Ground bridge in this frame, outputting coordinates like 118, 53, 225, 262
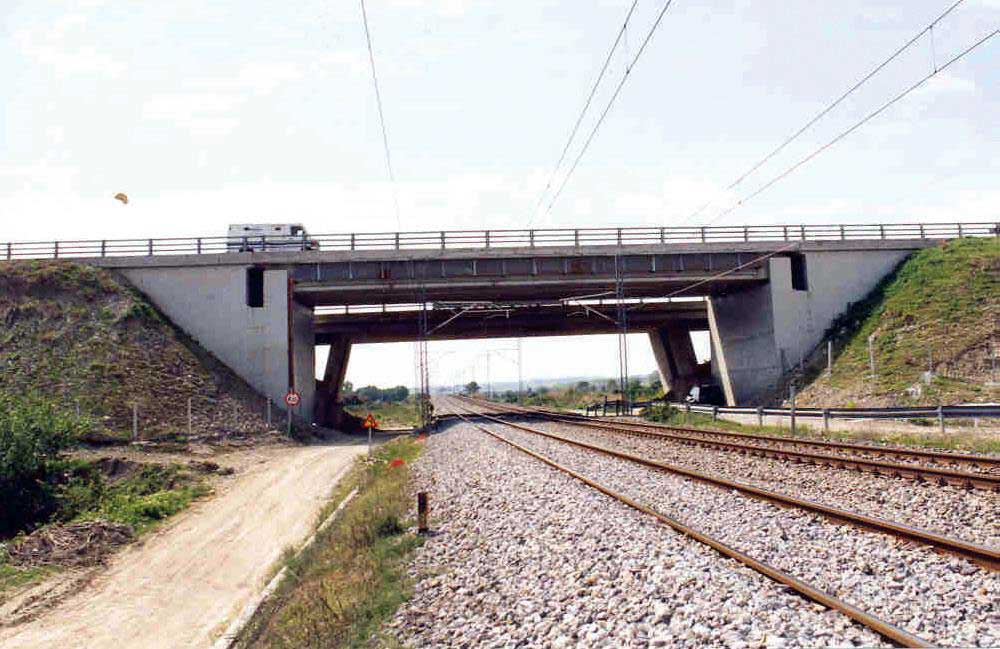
3, 221, 995, 425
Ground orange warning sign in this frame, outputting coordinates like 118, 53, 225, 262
363, 414, 378, 429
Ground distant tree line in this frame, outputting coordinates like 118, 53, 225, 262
341, 381, 409, 405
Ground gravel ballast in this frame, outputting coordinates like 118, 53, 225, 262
483, 421, 999, 647
387, 422, 889, 648
533, 420, 1000, 548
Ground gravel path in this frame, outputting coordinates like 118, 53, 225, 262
387, 422, 888, 648
483, 421, 999, 648
533, 420, 1000, 548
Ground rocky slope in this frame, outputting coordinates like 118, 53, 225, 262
0, 261, 274, 441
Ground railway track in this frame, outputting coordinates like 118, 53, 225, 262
458, 397, 1000, 490
444, 401, 932, 648
446, 400, 999, 570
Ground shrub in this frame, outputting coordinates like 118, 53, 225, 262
0, 396, 90, 537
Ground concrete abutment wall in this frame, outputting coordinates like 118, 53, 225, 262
707, 249, 910, 405
120, 265, 316, 421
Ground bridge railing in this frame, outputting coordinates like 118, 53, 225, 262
2, 221, 997, 260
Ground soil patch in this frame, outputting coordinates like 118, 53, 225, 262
9, 522, 133, 568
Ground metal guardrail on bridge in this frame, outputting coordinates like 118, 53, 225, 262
2, 221, 998, 260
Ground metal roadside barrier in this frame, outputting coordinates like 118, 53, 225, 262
587, 398, 1000, 422
1, 221, 998, 260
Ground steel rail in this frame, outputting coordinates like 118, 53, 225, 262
471, 399, 1000, 487
448, 405, 932, 648
449, 403, 1000, 570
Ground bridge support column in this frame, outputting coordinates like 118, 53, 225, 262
315, 335, 352, 428
648, 325, 699, 400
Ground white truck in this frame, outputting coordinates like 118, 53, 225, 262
226, 224, 319, 252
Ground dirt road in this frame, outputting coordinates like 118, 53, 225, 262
0, 442, 364, 649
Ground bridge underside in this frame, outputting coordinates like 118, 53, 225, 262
314, 301, 708, 344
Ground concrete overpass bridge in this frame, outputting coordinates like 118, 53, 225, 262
3, 222, 994, 425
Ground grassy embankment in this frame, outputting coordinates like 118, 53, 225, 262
0, 261, 270, 442
0, 395, 210, 600
797, 238, 999, 407
344, 399, 420, 429
238, 436, 424, 648
642, 404, 1000, 454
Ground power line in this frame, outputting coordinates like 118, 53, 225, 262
686, 0, 968, 223
540, 0, 676, 221
527, 0, 640, 226
707, 26, 998, 224
360, 0, 401, 230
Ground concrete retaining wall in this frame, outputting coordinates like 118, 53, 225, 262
120, 265, 315, 419
708, 249, 910, 405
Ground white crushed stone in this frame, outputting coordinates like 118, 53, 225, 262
485, 421, 999, 648
535, 420, 1000, 548
386, 422, 888, 648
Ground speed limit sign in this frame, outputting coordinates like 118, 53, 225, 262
284, 391, 301, 407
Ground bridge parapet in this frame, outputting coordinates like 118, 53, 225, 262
2, 221, 995, 261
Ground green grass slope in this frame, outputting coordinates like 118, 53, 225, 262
0, 261, 272, 440
797, 237, 999, 407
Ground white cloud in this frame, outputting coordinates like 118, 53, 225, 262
13, 11, 127, 79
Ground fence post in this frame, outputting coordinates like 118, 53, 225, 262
823, 408, 830, 434
187, 398, 193, 437
417, 492, 429, 533
440, 231, 446, 250
937, 405, 944, 434
685, 402, 691, 424
350, 233, 356, 251
660, 227, 666, 244
6, 242, 11, 260
196, 238, 202, 254
616, 228, 623, 246
789, 385, 797, 436
712, 406, 718, 422
700, 227, 706, 243
839, 224, 845, 240
879, 224, 885, 239
575, 229, 581, 247
484, 230, 490, 249
267, 398, 272, 426
54, 241, 59, 259
100, 240, 107, 257
756, 405, 763, 428
132, 404, 138, 441
743, 226, 749, 242
919, 223, 925, 239
827, 340, 833, 376
957, 223, 964, 238
148, 239, 154, 255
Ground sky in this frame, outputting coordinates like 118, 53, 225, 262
2, 0, 998, 388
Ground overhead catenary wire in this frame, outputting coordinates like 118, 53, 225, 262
527, 0, 640, 226
685, 0, 968, 223
540, 0, 677, 220
360, 0, 401, 230
706, 26, 998, 224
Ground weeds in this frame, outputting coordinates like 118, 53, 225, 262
239, 437, 424, 649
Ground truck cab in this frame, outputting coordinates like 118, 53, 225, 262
226, 224, 319, 252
